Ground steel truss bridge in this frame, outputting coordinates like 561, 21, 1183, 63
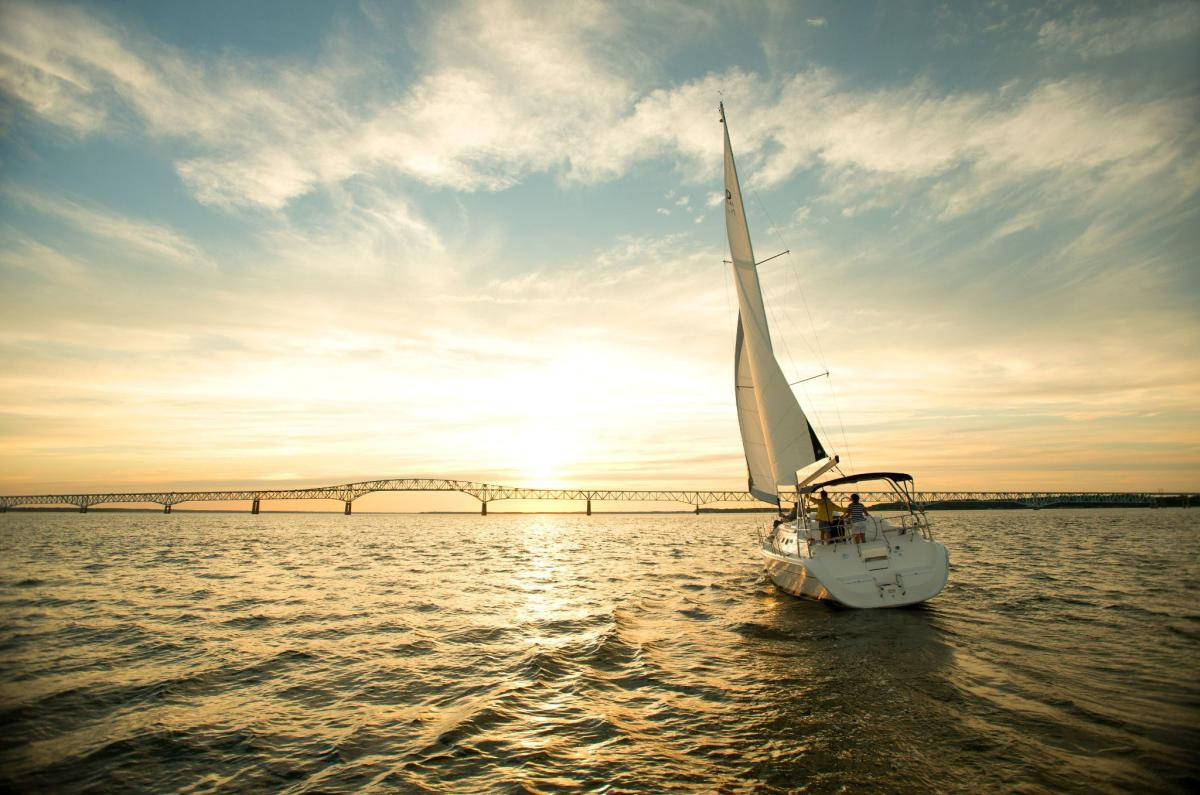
0, 478, 1192, 514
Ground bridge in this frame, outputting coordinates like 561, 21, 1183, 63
0, 478, 1192, 514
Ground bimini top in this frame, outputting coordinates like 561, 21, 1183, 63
801, 472, 913, 493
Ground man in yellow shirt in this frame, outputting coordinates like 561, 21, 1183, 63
806, 489, 842, 542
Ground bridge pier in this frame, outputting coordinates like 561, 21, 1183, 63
481, 500, 488, 516
344, 501, 352, 515
163, 504, 171, 514
251, 497, 260, 514
79, 503, 88, 513
694, 503, 700, 514
586, 498, 591, 516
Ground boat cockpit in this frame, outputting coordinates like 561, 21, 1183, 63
787, 472, 934, 549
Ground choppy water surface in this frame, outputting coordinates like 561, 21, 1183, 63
1, 509, 1197, 792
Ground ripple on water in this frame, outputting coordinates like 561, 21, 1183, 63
0, 509, 1197, 792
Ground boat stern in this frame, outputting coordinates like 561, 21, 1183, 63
818, 536, 949, 608
763, 525, 949, 608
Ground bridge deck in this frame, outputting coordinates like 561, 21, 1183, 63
0, 478, 1192, 512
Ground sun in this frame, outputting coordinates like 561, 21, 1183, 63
509, 422, 583, 487
473, 348, 626, 488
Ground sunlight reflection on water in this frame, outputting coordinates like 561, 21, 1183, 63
0, 509, 1197, 792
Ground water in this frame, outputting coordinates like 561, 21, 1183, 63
1, 509, 1197, 793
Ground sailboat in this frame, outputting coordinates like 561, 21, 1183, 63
720, 103, 949, 608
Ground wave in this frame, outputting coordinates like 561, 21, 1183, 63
1, 510, 1197, 793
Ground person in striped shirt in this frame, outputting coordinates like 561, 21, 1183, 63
844, 493, 869, 527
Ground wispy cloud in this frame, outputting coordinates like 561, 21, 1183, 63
2, 184, 212, 271
1037, 2, 1200, 58
0, 230, 87, 284
2, 0, 1194, 229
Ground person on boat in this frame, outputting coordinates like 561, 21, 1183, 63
807, 490, 841, 542
844, 494, 869, 540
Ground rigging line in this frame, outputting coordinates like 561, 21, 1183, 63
749, 195, 832, 449
759, 274, 837, 453
754, 268, 815, 408
723, 249, 788, 266
748, 204, 854, 473
760, 277, 838, 453
797, 379, 836, 460
748, 196, 825, 387
789, 371, 830, 386
808, 372, 853, 476
791, 370, 837, 451
756, 253, 823, 366
758, 266, 818, 394
826, 370, 854, 474
720, 252, 734, 343
756, 249, 790, 266
750, 188, 854, 472
750, 190, 828, 373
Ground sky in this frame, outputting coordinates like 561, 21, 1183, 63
1, 0, 1198, 511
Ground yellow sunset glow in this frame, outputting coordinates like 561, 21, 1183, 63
0, 1, 1197, 504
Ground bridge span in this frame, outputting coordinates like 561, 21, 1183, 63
0, 479, 1192, 514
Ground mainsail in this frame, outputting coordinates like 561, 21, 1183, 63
722, 103, 827, 503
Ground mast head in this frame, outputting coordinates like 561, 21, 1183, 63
718, 100, 725, 124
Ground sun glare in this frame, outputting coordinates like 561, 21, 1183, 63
477, 353, 616, 487
510, 423, 583, 487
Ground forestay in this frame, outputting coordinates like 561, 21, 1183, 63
722, 104, 826, 504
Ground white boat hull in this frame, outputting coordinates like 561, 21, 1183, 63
762, 519, 949, 608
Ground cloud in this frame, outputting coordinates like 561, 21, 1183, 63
1037, 2, 1200, 58
753, 72, 1196, 216
2, 0, 1195, 230
806, 17, 827, 28
253, 182, 447, 284
0, 2, 121, 135
0, 230, 88, 284
0, 1, 652, 207
0, 2, 728, 204
1, 184, 212, 271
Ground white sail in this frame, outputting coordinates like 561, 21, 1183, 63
735, 317, 776, 502
722, 104, 826, 503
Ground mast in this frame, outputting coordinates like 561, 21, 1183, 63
721, 103, 828, 504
